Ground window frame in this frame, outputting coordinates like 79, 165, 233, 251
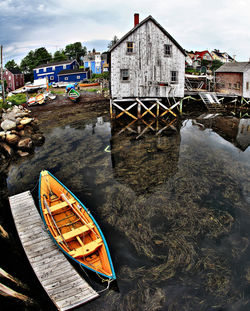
164, 44, 172, 57
120, 69, 130, 82
170, 71, 178, 84
126, 41, 134, 54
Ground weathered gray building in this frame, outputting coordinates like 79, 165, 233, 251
109, 14, 186, 100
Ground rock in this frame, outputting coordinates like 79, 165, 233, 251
1, 119, 16, 131
0, 142, 14, 157
31, 134, 45, 146
0, 131, 6, 140
6, 133, 19, 145
20, 118, 33, 125
16, 124, 24, 131
11, 130, 19, 135
17, 150, 30, 157
18, 138, 33, 150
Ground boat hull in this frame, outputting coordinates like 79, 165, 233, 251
39, 170, 116, 280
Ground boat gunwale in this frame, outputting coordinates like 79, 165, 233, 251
39, 170, 116, 280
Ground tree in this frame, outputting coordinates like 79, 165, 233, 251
53, 49, 67, 61
20, 47, 52, 82
211, 60, 223, 72
5, 60, 19, 71
64, 42, 87, 63
107, 36, 119, 49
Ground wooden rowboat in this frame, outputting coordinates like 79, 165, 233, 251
67, 89, 80, 102
39, 170, 116, 280
79, 82, 100, 87
35, 93, 45, 105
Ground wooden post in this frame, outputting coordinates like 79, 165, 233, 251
0, 45, 5, 105
110, 99, 114, 119
137, 101, 141, 118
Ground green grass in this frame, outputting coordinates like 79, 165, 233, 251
83, 88, 99, 92
0, 94, 27, 109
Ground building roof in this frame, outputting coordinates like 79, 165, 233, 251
34, 59, 77, 69
216, 62, 250, 73
109, 15, 186, 56
57, 68, 89, 75
194, 50, 212, 59
6, 68, 22, 75
212, 50, 234, 61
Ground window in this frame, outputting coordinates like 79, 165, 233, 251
120, 69, 129, 81
127, 42, 134, 53
228, 83, 232, 89
77, 76, 80, 79
36, 69, 39, 73
52, 66, 55, 70
63, 65, 66, 69
247, 82, 249, 90
50, 76, 54, 80
64, 77, 68, 81
43, 68, 46, 72
237, 82, 240, 89
164, 44, 172, 57
171, 71, 178, 83
9, 76, 11, 80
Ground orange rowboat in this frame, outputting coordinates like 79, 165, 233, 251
39, 170, 116, 280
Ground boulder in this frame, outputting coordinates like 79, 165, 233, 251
31, 134, 45, 146
0, 131, 6, 141
17, 150, 30, 157
0, 142, 14, 157
6, 133, 19, 145
18, 138, 33, 150
1, 119, 16, 131
20, 118, 33, 125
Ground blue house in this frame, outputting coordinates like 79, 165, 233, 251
33, 59, 79, 83
83, 53, 106, 74
58, 68, 90, 82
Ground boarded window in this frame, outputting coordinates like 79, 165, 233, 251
127, 42, 134, 53
247, 82, 249, 90
164, 44, 172, 57
121, 69, 129, 81
228, 83, 231, 89
171, 71, 178, 83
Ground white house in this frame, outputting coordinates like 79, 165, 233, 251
109, 14, 186, 99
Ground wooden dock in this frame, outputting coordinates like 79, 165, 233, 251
9, 191, 99, 311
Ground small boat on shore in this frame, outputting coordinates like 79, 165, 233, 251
67, 89, 80, 102
39, 170, 116, 281
79, 82, 100, 87
35, 94, 46, 105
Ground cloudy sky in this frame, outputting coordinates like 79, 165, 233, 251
0, 0, 250, 65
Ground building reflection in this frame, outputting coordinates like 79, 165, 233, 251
195, 115, 250, 151
110, 118, 181, 195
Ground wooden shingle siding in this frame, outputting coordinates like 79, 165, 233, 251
110, 18, 185, 99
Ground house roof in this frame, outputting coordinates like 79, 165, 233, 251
109, 15, 186, 56
57, 68, 89, 75
6, 68, 22, 75
34, 59, 77, 69
216, 62, 250, 73
194, 50, 212, 59
212, 50, 234, 61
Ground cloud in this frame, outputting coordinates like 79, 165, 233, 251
1, 0, 250, 64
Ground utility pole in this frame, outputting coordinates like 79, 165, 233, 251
0, 45, 6, 105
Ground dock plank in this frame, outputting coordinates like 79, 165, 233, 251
9, 191, 99, 310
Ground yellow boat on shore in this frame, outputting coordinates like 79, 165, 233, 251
39, 170, 116, 280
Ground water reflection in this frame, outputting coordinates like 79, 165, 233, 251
195, 115, 250, 151
110, 119, 181, 195
2, 113, 250, 311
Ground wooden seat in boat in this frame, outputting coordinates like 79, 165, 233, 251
69, 238, 103, 258
55, 223, 95, 243
44, 198, 76, 214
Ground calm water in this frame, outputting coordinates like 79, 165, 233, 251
1, 114, 250, 311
